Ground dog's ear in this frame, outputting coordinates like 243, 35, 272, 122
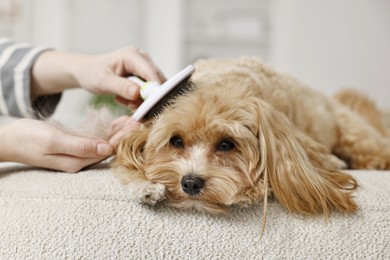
251, 99, 357, 217
112, 128, 150, 184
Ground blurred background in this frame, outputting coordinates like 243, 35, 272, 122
1, 0, 389, 122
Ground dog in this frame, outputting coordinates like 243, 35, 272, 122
112, 57, 390, 218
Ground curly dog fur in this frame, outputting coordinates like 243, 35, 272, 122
112, 57, 389, 219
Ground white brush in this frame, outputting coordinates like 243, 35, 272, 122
128, 65, 195, 121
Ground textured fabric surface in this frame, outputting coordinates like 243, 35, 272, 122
0, 164, 389, 259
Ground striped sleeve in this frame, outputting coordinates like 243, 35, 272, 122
0, 38, 62, 118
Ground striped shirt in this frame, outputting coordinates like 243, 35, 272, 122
0, 38, 61, 118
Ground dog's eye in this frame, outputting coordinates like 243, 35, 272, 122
170, 135, 184, 148
216, 139, 235, 152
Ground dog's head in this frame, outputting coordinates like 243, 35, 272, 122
114, 76, 264, 213
113, 63, 357, 216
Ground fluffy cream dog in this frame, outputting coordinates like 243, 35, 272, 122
112, 57, 390, 218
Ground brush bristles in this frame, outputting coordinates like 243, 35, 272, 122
144, 77, 195, 120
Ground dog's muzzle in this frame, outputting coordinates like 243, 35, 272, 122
181, 175, 205, 195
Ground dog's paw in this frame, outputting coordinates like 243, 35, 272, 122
329, 154, 348, 169
134, 182, 166, 205
350, 154, 389, 170
316, 153, 347, 170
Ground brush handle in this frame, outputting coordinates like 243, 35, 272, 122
131, 65, 195, 121
128, 76, 161, 100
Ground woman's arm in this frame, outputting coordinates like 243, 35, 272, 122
0, 38, 56, 118
0, 118, 113, 172
0, 39, 165, 172
30, 47, 166, 108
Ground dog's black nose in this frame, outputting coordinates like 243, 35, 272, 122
181, 175, 205, 195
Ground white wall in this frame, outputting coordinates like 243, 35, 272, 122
270, 0, 390, 109
143, 0, 184, 77
28, 0, 68, 48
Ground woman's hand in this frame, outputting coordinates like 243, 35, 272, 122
0, 118, 113, 172
108, 116, 141, 146
75, 47, 166, 109
31, 46, 166, 110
